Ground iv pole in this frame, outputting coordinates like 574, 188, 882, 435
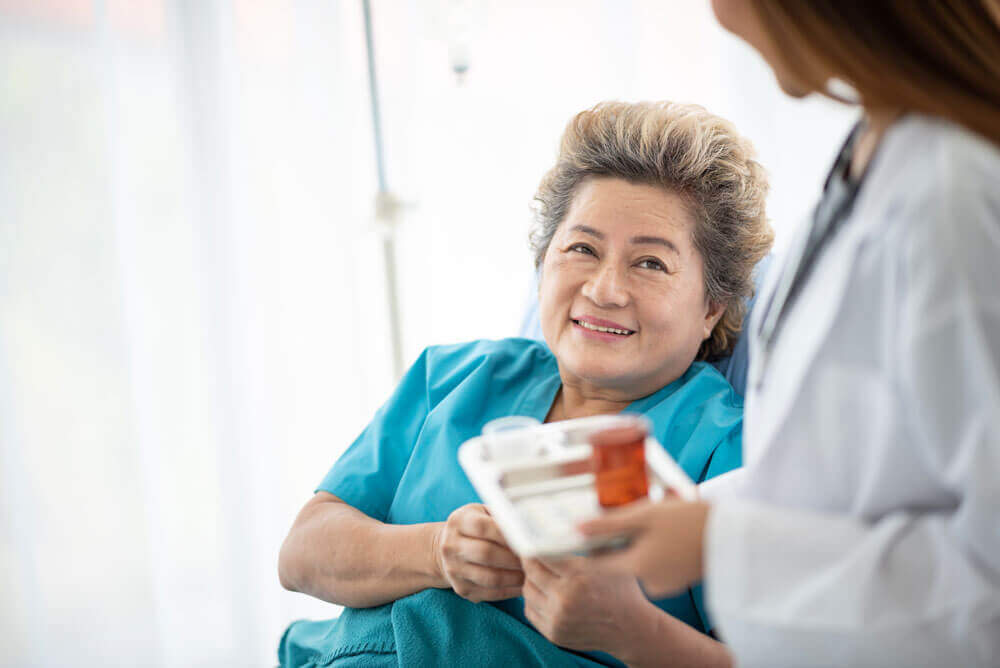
362, 0, 404, 380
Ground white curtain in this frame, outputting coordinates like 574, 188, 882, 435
0, 1, 854, 666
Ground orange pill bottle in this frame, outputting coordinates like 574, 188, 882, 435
590, 420, 649, 508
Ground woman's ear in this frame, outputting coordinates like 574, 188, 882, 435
703, 300, 725, 340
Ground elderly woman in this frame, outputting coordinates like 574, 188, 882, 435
277, 101, 772, 667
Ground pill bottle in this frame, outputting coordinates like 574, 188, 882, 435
589, 417, 649, 507
481, 415, 541, 460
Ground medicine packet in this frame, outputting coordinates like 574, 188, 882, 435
458, 414, 696, 558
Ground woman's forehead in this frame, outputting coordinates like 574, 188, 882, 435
561, 178, 695, 241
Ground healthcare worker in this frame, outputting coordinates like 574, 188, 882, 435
580, 2, 1000, 666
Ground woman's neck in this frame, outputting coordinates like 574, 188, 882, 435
546, 382, 636, 422
850, 107, 903, 181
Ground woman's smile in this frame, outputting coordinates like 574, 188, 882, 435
571, 315, 636, 341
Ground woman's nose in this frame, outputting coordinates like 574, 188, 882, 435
581, 263, 629, 308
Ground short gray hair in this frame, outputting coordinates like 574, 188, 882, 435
529, 101, 773, 360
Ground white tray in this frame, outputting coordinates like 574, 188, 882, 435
458, 415, 697, 558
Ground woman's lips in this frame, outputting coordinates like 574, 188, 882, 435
572, 317, 636, 341
572, 316, 635, 334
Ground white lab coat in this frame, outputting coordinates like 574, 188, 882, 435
702, 115, 1000, 667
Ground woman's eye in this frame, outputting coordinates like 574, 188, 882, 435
568, 243, 596, 256
637, 258, 667, 272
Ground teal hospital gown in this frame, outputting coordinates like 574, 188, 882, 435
279, 338, 743, 667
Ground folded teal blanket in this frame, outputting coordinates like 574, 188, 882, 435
279, 589, 608, 667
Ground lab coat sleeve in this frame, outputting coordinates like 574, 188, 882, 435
696, 467, 746, 501
704, 157, 1000, 667
705, 500, 1000, 667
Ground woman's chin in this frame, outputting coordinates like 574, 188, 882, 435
560, 361, 637, 389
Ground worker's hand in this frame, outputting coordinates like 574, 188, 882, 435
578, 499, 709, 598
433, 503, 524, 602
522, 556, 653, 657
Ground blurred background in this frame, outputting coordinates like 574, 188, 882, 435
0, 1, 854, 665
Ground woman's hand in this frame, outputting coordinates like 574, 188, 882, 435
434, 503, 525, 602
522, 556, 655, 659
578, 499, 710, 598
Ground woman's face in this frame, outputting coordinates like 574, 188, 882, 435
538, 177, 722, 398
711, 0, 811, 98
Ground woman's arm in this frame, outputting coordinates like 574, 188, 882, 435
617, 602, 732, 668
522, 557, 731, 668
278, 492, 444, 608
279, 492, 524, 608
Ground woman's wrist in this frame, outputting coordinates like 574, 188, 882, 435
606, 597, 664, 666
425, 521, 449, 588
683, 501, 710, 584
368, 520, 449, 593
613, 601, 731, 668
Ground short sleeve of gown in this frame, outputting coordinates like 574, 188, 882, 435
316, 349, 430, 521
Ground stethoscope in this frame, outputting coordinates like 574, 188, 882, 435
754, 121, 866, 389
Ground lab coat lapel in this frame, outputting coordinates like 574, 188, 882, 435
745, 214, 867, 464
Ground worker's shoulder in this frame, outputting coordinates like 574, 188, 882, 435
868, 114, 1000, 214
858, 116, 1000, 304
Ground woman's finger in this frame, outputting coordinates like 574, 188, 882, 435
578, 543, 639, 574
487, 584, 525, 601
577, 499, 657, 536
535, 555, 582, 576
455, 580, 524, 603
457, 506, 511, 546
521, 579, 551, 620
522, 558, 559, 588
522, 596, 547, 629
455, 562, 525, 589
458, 537, 523, 570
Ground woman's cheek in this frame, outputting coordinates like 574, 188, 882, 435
547, 254, 574, 271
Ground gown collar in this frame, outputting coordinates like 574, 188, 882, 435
513, 347, 698, 422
